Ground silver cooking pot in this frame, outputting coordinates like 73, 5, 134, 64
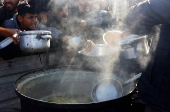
19, 30, 52, 52
115, 35, 150, 59
78, 44, 120, 57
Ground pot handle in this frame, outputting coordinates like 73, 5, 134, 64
0, 37, 13, 49
40, 35, 52, 39
123, 73, 142, 85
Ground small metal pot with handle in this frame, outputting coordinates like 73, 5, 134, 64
115, 35, 150, 59
19, 30, 52, 52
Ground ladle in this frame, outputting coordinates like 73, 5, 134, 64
92, 73, 142, 102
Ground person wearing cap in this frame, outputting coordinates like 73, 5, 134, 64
2, 1, 64, 49
3, 1, 94, 59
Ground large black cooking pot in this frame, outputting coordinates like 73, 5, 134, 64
15, 66, 136, 112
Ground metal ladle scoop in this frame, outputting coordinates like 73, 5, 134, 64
92, 73, 142, 102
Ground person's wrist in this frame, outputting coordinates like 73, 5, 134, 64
6, 29, 13, 37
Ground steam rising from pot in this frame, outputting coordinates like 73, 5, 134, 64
35, 0, 160, 103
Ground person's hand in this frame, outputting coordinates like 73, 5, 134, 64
38, 12, 48, 24
6, 29, 21, 37
12, 31, 21, 45
85, 40, 95, 52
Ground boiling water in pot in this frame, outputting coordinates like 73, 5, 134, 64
40, 93, 94, 104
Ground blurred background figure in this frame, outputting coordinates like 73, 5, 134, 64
46, 0, 69, 33
91, 0, 101, 11
76, 0, 93, 16
27, 0, 50, 24
0, 0, 3, 6
91, 4, 100, 12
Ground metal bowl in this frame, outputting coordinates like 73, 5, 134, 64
103, 30, 122, 46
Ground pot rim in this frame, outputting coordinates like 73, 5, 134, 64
18, 30, 51, 36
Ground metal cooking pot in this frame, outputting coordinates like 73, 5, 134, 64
103, 31, 150, 59
78, 44, 120, 57
15, 67, 136, 112
78, 44, 121, 71
115, 35, 150, 59
18, 30, 52, 52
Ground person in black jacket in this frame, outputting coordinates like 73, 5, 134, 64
0, 0, 21, 40
0, 0, 22, 60
124, 0, 170, 112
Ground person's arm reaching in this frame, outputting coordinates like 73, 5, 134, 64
0, 27, 20, 37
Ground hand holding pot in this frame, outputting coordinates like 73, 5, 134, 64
85, 40, 95, 53
12, 31, 21, 45
4, 29, 21, 38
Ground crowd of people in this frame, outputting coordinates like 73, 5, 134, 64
1, 0, 170, 112
0, 0, 107, 60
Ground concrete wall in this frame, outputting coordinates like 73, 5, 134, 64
0, 49, 66, 109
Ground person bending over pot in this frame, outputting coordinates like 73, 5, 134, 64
105, 0, 170, 112
2, 1, 94, 58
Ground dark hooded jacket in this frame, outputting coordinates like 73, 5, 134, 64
125, 0, 170, 111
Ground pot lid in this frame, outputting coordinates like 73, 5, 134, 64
115, 34, 146, 45
18, 30, 51, 36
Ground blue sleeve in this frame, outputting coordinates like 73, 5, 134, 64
2, 20, 16, 29
125, 0, 170, 34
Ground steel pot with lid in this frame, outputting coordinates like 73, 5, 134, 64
19, 30, 52, 52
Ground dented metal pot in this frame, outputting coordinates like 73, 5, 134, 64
19, 30, 52, 52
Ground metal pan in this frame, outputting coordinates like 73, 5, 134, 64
92, 73, 142, 102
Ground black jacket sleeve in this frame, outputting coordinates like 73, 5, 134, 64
125, 0, 170, 34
